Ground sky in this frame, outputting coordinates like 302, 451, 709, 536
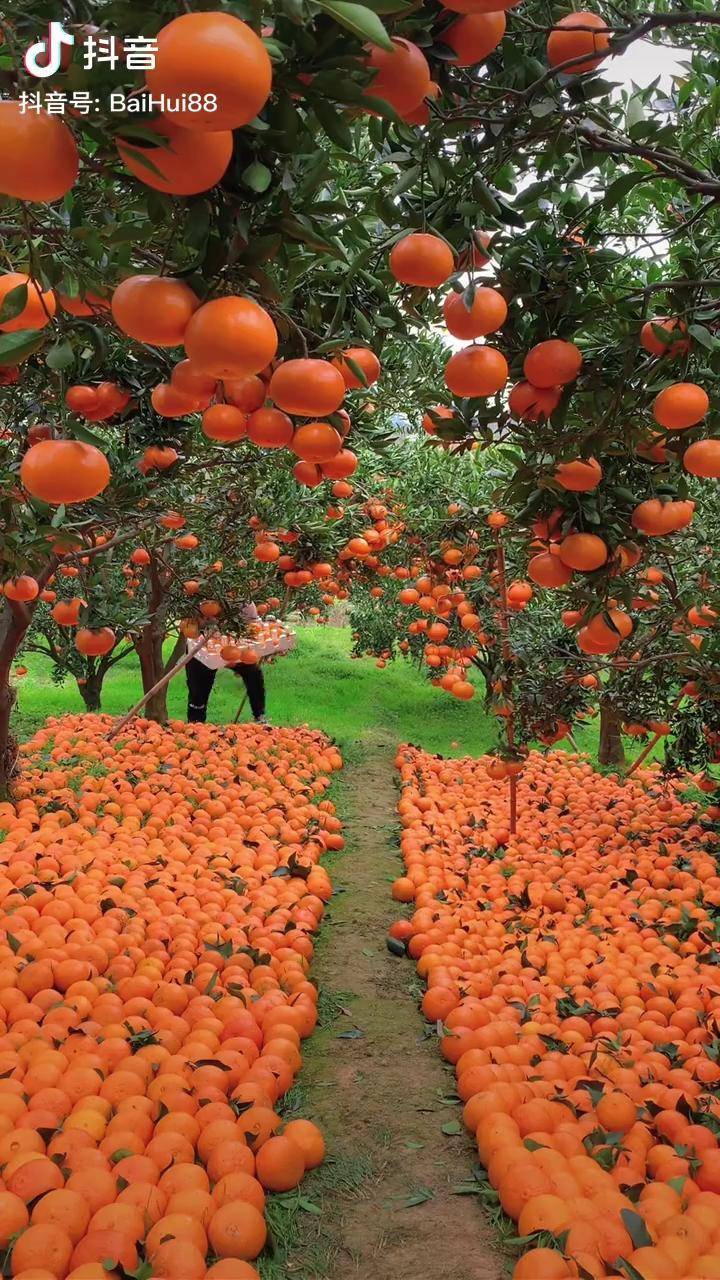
607, 37, 687, 91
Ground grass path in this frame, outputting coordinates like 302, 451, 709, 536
266, 730, 508, 1279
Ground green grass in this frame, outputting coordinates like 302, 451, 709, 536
13, 624, 606, 759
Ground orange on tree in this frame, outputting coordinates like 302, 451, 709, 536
146, 11, 272, 131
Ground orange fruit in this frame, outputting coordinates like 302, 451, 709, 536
147, 12, 272, 130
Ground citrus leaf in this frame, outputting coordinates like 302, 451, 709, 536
312, 99, 354, 151
45, 340, 75, 371
0, 283, 29, 324
0, 329, 45, 366
242, 161, 272, 193
688, 323, 716, 350
620, 1210, 652, 1250
602, 171, 649, 211
317, 0, 394, 51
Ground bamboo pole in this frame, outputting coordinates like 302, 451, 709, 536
233, 655, 265, 723
105, 633, 213, 741
625, 691, 684, 778
493, 531, 518, 835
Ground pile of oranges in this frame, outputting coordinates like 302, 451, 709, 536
393, 746, 720, 1280
0, 715, 342, 1279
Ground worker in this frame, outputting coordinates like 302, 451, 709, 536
185, 602, 268, 724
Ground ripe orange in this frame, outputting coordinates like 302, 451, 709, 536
508, 381, 561, 421
365, 38, 431, 114
21, 441, 111, 505
528, 552, 573, 588
653, 382, 709, 430
183, 298, 278, 379
291, 423, 342, 463
111, 275, 199, 347
118, 120, 232, 195
321, 448, 358, 479
389, 233, 455, 288
547, 11, 611, 74
523, 339, 582, 387
201, 405, 249, 443
147, 12, 272, 130
207, 1201, 267, 1260
269, 360, 346, 417
282, 1120, 325, 1170
0, 273, 56, 332
445, 346, 508, 396
684, 439, 720, 478
255, 1135, 306, 1191
558, 533, 608, 571
640, 316, 690, 358
444, 11, 506, 65
246, 408, 294, 448
331, 347, 381, 389
554, 457, 602, 491
0, 102, 78, 202
75, 629, 116, 658
151, 383, 200, 417
443, 287, 507, 339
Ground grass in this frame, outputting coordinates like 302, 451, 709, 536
12, 624, 605, 759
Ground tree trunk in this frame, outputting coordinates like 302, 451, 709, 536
599, 699, 625, 766
78, 668, 103, 713
132, 553, 175, 724
0, 559, 57, 794
0, 671, 18, 798
134, 629, 169, 724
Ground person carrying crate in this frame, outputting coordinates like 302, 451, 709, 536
185, 602, 268, 724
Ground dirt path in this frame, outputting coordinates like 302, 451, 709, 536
293, 729, 507, 1280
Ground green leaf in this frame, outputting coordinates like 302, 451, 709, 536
626, 96, 645, 131
621, 1210, 652, 1250
45, 340, 75, 372
616, 1261, 646, 1280
6, 934, 20, 954
0, 282, 28, 324
242, 161, 272, 193
297, 1197, 322, 1215
689, 323, 716, 350
391, 165, 421, 197
312, 99, 354, 151
116, 143, 167, 180
316, 0, 394, 51
471, 177, 501, 218
441, 1120, 462, 1135
0, 329, 45, 367
601, 171, 648, 212
69, 422, 107, 449
401, 1187, 434, 1208
184, 203, 211, 251
344, 355, 369, 386
357, 0, 412, 10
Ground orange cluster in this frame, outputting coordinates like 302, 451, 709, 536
394, 746, 720, 1280
0, 716, 342, 1279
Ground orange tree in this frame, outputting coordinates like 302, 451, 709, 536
348, 442, 720, 780
1, 0, 719, 795
15, 436, 397, 720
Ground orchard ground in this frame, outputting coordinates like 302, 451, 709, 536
8, 624, 663, 1279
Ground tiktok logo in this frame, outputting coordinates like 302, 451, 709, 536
24, 21, 75, 78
